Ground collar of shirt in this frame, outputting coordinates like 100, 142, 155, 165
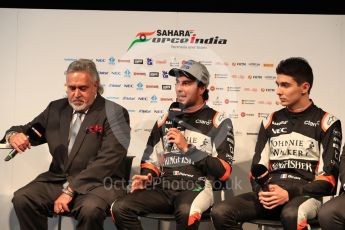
71, 109, 88, 123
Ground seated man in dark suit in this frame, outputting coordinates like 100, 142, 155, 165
2, 59, 131, 230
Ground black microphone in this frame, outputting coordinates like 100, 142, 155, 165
165, 102, 185, 152
251, 164, 271, 192
5, 123, 45, 161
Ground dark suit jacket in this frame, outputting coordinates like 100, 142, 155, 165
5, 94, 130, 204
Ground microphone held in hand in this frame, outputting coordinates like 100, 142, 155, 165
251, 164, 271, 192
4, 123, 45, 161
165, 102, 185, 152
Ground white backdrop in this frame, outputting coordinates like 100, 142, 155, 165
0, 8, 344, 230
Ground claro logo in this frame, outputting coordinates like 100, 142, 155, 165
304, 120, 320, 127
195, 119, 212, 126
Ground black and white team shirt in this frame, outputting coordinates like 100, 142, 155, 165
140, 105, 234, 190
251, 103, 342, 198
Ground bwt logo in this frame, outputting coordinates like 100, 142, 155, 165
124, 69, 131, 77
108, 57, 116, 64
136, 82, 144, 90
151, 95, 158, 102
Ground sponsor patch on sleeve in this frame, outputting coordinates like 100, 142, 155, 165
213, 111, 227, 128
321, 113, 339, 132
263, 112, 274, 129
157, 113, 168, 128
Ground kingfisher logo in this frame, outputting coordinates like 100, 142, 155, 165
127, 29, 228, 51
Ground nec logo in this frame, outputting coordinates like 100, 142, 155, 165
272, 128, 287, 134
96, 58, 106, 62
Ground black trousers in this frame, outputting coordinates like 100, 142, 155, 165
12, 180, 125, 230
211, 192, 320, 230
318, 194, 345, 230
111, 188, 204, 230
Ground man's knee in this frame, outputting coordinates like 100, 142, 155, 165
175, 202, 191, 219
281, 205, 297, 223
12, 190, 30, 209
77, 201, 106, 220
212, 202, 234, 220
318, 205, 328, 224
111, 197, 132, 217
318, 201, 337, 224
211, 201, 239, 228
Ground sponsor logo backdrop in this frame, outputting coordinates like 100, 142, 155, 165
0, 9, 344, 229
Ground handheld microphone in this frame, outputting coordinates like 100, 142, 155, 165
4, 123, 45, 161
165, 102, 185, 152
251, 164, 271, 192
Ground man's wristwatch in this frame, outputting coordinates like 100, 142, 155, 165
62, 181, 75, 197
6, 131, 17, 143
62, 187, 75, 197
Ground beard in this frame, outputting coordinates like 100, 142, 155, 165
68, 99, 89, 112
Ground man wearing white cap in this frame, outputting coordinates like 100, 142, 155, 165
111, 60, 234, 230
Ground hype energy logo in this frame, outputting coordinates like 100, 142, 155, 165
127, 29, 228, 51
